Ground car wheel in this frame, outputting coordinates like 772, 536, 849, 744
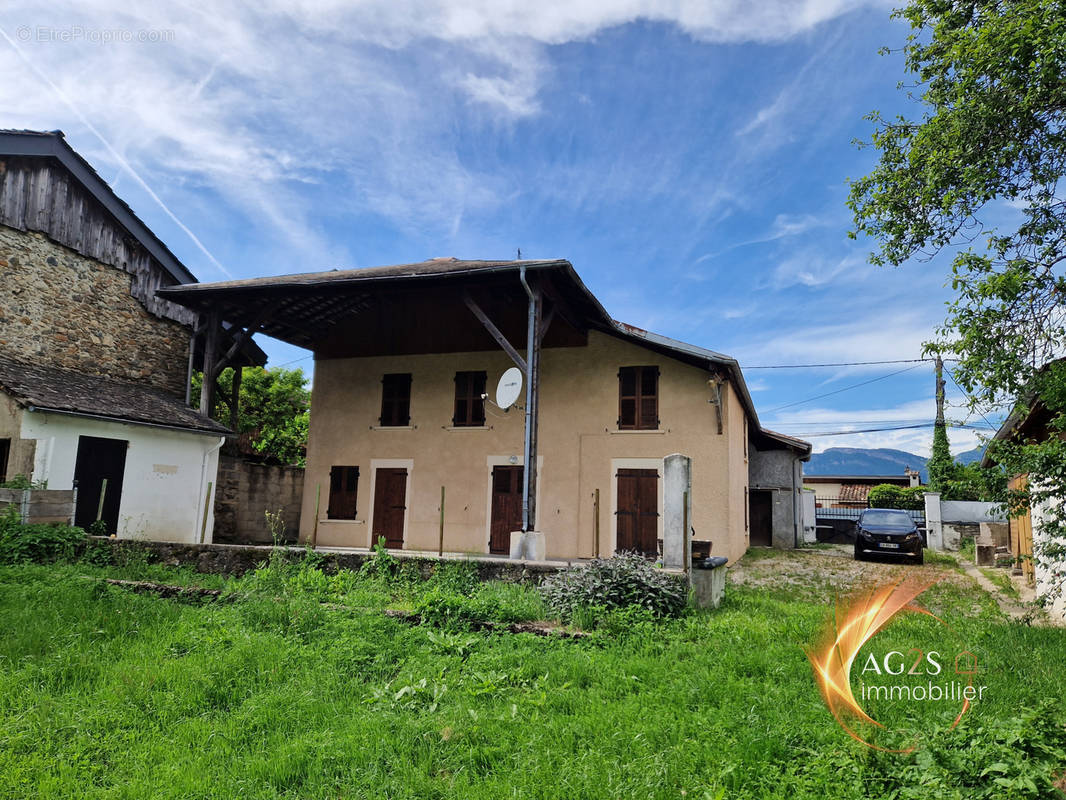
915, 548, 924, 566
854, 542, 864, 561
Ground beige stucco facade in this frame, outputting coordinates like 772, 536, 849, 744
300, 329, 752, 563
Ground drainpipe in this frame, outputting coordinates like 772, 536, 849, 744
519, 264, 535, 532
195, 436, 225, 543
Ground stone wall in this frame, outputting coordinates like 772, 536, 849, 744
81, 536, 566, 583
213, 455, 304, 544
0, 225, 191, 396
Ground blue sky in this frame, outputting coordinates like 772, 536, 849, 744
1, 1, 1000, 457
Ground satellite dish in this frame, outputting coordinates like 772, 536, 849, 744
495, 367, 523, 410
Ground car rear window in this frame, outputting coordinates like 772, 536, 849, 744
861, 510, 914, 527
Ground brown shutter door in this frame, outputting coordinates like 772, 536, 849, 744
373, 468, 408, 548
489, 465, 523, 554
616, 468, 658, 557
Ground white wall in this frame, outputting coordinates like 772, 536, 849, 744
21, 410, 224, 543
1032, 496, 1066, 622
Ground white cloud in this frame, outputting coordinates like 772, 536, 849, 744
736, 309, 935, 367
0, 0, 882, 278
764, 397, 991, 457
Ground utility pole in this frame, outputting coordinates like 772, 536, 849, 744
935, 355, 946, 426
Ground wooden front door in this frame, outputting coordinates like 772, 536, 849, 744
490, 465, 523, 554
372, 468, 407, 549
616, 468, 659, 556
749, 489, 773, 547
73, 435, 128, 535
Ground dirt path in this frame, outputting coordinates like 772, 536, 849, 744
730, 545, 1052, 625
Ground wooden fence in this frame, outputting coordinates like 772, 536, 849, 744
0, 488, 76, 525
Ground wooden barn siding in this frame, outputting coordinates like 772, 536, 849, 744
0, 157, 195, 327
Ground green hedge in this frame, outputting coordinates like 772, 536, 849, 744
867, 484, 925, 510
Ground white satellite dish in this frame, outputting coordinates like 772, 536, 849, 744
495, 367, 523, 410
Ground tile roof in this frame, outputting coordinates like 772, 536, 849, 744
0, 354, 229, 435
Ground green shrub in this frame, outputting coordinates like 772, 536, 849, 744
0, 506, 85, 564
0, 474, 47, 490
414, 586, 490, 630
428, 559, 480, 596
867, 484, 925, 510
359, 538, 399, 581
538, 551, 687, 622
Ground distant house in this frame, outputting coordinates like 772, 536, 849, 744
982, 389, 1065, 620
0, 130, 263, 540
804, 471, 921, 507
159, 259, 811, 563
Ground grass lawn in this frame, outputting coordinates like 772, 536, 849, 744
1, 547, 1064, 799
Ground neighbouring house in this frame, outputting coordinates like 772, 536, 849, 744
159, 259, 810, 563
804, 471, 921, 506
0, 129, 264, 540
981, 389, 1066, 620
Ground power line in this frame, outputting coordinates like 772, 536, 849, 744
746, 358, 952, 369
945, 367, 1000, 433
764, 364, 924, 413
799, 422, 994, 437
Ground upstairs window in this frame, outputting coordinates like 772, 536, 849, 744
618, 366, 659, 430
379, 373, 412, 427
327, 465, 359, 520
453, 371, 487, 427
0, 438, 9, 481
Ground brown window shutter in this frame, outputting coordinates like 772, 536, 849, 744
327, 465, 359, 520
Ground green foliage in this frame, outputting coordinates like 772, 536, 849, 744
0, 474, 48, 490
941, 460, 1007, 502
867, 484, 925, 510
358, 537, 400, 581
0, 506, 85, 564
851, 0, 1066, 602
192, 366, 310, 465
1, 555, 1064, 798
927, 423, 953, 493
539, 551, 687, 622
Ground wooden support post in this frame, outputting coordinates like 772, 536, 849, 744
199, 311, 220, 417
185, 319, 200, 408
683, 490, 690, 574
96, 478, 108, 522
229, 365, 243, 433
199, 481, 213, 544
462, 292, 527, 372
438, 486, 445, 557
593, 488, 600, 558
311, 483, 321, 547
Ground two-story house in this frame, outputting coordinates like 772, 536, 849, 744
160, 258, 809, 563
0, 130, 262, 540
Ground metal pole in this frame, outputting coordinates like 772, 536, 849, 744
439, 486, 445, 557
518, 265, 537, 532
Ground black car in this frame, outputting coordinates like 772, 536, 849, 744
853, 508, 924, 564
